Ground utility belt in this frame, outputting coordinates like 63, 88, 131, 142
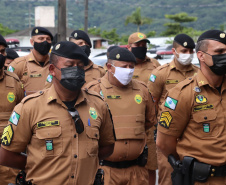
168, 155, 226, 185
100, 145, 148, 169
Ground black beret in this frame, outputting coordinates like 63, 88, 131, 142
0, 34, 7, 47
70, 30, 92, 48
109, 47, 137, 63
107, 46, 119, 53
197, 30, 226, 44
174, 34, 195, 49
6, 48, 19, 59
31, 27, 53, 41
51, 41, 89, 66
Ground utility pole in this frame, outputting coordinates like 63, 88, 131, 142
58, 0, 67, 42
84, 0, 88, 33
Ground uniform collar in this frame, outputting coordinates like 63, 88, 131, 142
170, 58, 194, 72
136, 56, 150, 65
84, 59, 93, 71
28, 51, 49, 66
0, 69, 4, 80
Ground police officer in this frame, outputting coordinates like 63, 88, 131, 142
4, 48, 19, 70
147, 34, 199, 185
127, 32, 160, 184
0, 34, 24, 185
86, 47, 157, 185
69, 30, 106, 83
8, 27, 53, 95
157, 30, 226, 185
0, 41, 115, 185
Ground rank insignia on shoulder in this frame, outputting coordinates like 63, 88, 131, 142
164, 97, 178, 110
195, 95, 207, 104
46, 75, 53, 83
135, 94, 142, 104
159, 111, 173, 129
9, 111, 20, 126
193, 104, 213, 112
7, 92, 15, 103
149, 74, 156, 82
89, 107, 98, 120
203, 123, 210, 133
1, 125, 14, 146
8, 66, 15, 72
37, 120, 59, 128
46, 140, 53, 151
107, 95, 121, 99
166, 80, 179, 84
193, 86, 201, 93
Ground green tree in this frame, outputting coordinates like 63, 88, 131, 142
161, 12, 197, 36
125, 7, 152, 32
0, 24, 16, 36
101, 28, 119, 44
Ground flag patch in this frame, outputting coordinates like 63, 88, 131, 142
164, 97, 178, 110
149, 74, 156, 82
9, 111, 20, 126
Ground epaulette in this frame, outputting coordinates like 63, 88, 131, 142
85, 79, 100, 89
13, 56, 27, 64
21, 90, 44, 104
156, 63, 170, 71
84, 88, 104, 101
135, 80, 147, 88
4, 70, 20, 81
174, 76, 194, 92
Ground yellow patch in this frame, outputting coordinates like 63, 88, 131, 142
37, 120, 59, 128
159, 111, 172, 129
89, 107, 98, 120
138, 33, 144, 39
199, 80, 205, 85
135, 94, 142, 104
48, 96, 53, 100
30, 74, 42, 78
107, 95, 121, 99
132, 75, 139, 78
193, 104, 213, 112
7, 92, 15, 103
1, 125, 14, 146
195, 95, 207, 104
166, 80, 179, 84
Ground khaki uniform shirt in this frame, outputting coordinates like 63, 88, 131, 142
86, 74, 156, 162
8, 52, 52, 95
2, 85, 115, 185
84, 60, 106, 84
133, 56, 160, 84
148, 59, 199, 117
158, 70, 226, 166
0, 70, 24, 136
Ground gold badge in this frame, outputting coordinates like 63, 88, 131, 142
159, 111, 172, 129
74, 33, 78, 38
55, 44, 60, 50
35, 29, 38, 34
7, 92, 15, 103
1, 125, 14, 146
199, 80, 204, 85
135, 94, 142, 104
220, 33, 225, 38
183, 42, 187, 47
138, 33, 144, 39
195, 95, 207, 104
89, 107, 98, 120
116, 54, 120, 59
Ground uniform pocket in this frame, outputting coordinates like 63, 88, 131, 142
36, 126, 63, 157
86, 126, 99, 157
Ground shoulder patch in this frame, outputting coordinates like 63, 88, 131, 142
156, 63, 170, 71
21, 91, 44, 104
158, 111, 173, 129
174, 76, 194, 92
1, 125, 14, 146
85, 80, 100, 89
4, 70, 20, 81
13, 56, 27, 64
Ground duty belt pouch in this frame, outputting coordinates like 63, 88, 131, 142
93, 168, 104, 185
192, 161, 211, 183
182, 156, 196, 185
137, 145, 148, 167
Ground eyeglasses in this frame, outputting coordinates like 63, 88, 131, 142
68, 108, 84, 134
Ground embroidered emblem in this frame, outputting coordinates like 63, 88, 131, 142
193, 86, 201, 93
149, 74, 156, 82
89, 107, 98, 120
7, 92, 15, 103
135, 94, 142, 104
8, 66, 15, 72
1, 125, 14, 146
195, 95, 207, 104
159, 111, 173, 129
9, 111, 20, 126
46, 74, 53, 83
138, 33, 144, 39
166, 80, 179, 84
37, 121, 59, 128
193, 104, 213, 112
164, 97, 178, 110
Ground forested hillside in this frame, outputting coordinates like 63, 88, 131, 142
0, 0, 226, 36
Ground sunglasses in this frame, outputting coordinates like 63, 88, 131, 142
68, 108, 84, 134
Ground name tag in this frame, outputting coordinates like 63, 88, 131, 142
30, 74, 42, 78
193, 104, 213, 112
37, 120, 59, 128
132, 75, 139, 78
107, 95, 121, 99
166, 80, 179, 84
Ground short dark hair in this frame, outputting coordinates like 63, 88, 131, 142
173, 41, 180, 49
196, 40, 209, 52
49, 53, 59, 65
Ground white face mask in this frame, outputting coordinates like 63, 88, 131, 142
175, 49, 193, 66
111, 64, 134, 85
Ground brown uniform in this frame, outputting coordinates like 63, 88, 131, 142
86, 74, 157, 185
8, 52, 52, 95
0, 70, 24, 185
147, 58, 199, 185
84, 60, 105, 84
1, 85, 115, 185
133, 56, 160, 171
158, 69, 226, 185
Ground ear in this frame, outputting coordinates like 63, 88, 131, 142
30, 38, 34, 46
106, 62, 113, 73
49, 64, 56, 76
127, 44, 131, 51
172, 48, 176, 56
197, 51, 204, 63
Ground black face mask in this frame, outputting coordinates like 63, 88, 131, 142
0, 54, 6, 69
131, 47, 147, 60
203, 51, 226, 76
34, 41, 51, 56
80, 45, 91, 57
55, 66, 86, 91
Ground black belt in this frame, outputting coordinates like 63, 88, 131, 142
210, 165, 226, 177
100, 159, 138, 169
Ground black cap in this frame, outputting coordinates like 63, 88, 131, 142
0, 34, 7, 47
6, 48, 19, 59
174, 34, 195, 49
109, 47, 137, 63
197, 30, 226, 44
107, 46, 119, 53
31, 27, 53, 41
70, 30, 92, 48
51, 41, 89, 66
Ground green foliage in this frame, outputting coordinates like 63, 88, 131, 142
101, 29, 120, 44
165, 12, 197, 23
0, 24, 16, 36
125, 7, 152, 32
